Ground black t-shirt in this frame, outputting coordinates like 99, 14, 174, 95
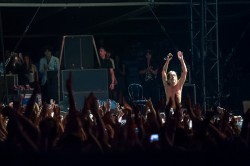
99, 58, 113, 69
99, 58, 113, 84
139, 59, 158, 83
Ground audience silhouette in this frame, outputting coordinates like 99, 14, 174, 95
0, 71, 249, 165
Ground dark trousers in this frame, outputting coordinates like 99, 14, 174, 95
41, 81, 49, 104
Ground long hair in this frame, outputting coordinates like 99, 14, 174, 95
23, 54, 33, 71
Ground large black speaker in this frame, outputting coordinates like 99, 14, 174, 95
61, 69, 109, 110
63, 35, 96, 69
182, 83, 196, 107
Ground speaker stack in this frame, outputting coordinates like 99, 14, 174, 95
61, 69, 109, 111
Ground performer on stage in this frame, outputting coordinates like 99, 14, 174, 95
162, 51, 187, 110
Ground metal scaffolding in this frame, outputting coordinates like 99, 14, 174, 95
1, 0, 248, 106
190, 0, 219, 111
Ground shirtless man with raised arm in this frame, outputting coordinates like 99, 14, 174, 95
162, 51, 187, 110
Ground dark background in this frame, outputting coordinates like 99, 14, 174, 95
0, 0, 250, 111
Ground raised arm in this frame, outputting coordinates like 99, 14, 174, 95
66, 71, 77, 113
162, 53, 173, 84
177, 51, 187, 86
23, 81, 40, 123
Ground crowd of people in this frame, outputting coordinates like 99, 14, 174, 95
0, 47, 249, 165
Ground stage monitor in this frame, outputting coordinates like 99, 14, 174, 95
61, 69, 109, 110
63, 35, 98, 70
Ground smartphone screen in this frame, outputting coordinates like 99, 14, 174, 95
150, 134, 159, 143
135, 128, 139, 133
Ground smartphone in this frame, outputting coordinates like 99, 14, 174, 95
150, 134, 159, 143
135, 128, 139, 133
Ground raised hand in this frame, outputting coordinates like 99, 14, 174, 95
177, 51, 183, 60
109, 83, 115, 90
165, 53, 173, 61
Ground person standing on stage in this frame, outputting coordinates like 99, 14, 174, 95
23, 53, 38, 88
39, 46, 59, 103
139, 49, 159, 107
162, 50, 187, 110
98, 46, 116, 99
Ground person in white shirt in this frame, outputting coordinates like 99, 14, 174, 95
39, 46, 59, 103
